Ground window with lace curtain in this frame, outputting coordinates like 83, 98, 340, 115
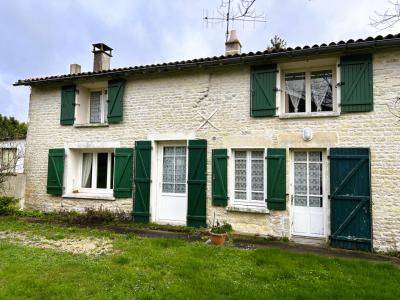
284, 68, 336, 114
233, 150, 265, 207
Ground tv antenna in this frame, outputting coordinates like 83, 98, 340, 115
203, 0, 266, 41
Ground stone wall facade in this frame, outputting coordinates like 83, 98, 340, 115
24, 49, 400, 251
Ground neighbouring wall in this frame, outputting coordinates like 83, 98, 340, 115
1, 174, 26, 208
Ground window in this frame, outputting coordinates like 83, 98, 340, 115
284, 68, 335, 114
81, 152, 114, 191
234, 150, 264, 206
89, 90, 108, 124
1, 148, 17, 173
162, 146, 187, 193
75, 86, 108, 125
293, 151, 323, 208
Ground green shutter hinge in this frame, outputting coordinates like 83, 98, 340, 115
335, 82, 345, 87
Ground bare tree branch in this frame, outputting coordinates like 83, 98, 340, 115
388, 97, 400, 119
0, 147, 23, 194
370, 0, 400, 30
204, 0, 266, 41
237, 0, 256, 17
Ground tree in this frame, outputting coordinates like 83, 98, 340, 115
268, 35, 287, 50
0, 115, 27, 140
370, 1, 400, 29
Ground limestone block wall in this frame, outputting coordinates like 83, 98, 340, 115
24, 49, 400, 251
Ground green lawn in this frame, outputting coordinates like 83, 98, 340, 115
0, 216, 399, 300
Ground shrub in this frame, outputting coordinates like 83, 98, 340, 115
57, 207, 131, 225
15, 209, 44, 218
0, 196, 18, 216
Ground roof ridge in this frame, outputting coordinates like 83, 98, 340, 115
15, 33, 400, 86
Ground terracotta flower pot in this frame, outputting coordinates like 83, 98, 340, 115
210, 232, 227, 245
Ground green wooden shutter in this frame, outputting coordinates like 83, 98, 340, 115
46, 148, 65, 195
60, 85, 76, 125
107, 79, 125, 123
329, 148, 371, 251
113, 148, 133, 198
251, 65, 277, 117
133, 141, 152, 223
212, 149, 228, 207
340, 54, 373, 112
266, 148, 286, 210
187, 139, 207, 227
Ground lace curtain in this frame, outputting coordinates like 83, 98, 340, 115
294, 152, 322, 207
285, 74, 305, 112
82, 153, 93, 188
311, 73, 331, 112
162, 146, 186, 193
90, 92, 102, 123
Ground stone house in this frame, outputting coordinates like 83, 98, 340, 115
15, 32, 400, 252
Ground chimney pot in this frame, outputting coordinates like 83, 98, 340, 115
92, 43, 113, 72
225, 30, 242, 56
70, 64, 81, 74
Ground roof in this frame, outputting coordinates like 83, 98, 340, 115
14, 33, 400, 86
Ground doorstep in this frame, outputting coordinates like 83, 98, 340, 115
290, 235, 327, 247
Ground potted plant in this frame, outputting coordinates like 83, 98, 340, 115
210, 220, 233, 246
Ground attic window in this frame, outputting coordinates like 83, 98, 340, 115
75, 86, 108, 125
89, 90, 107, 124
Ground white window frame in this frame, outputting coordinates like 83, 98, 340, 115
231, 149, 266, 208
292, 151, 324, 207
278, 58, 341, 118
79, 151, 113, 194
88, 89, 108, 124
289, 149, 330, 238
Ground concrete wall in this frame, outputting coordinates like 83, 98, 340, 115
1, 174, 26, 208
24, 49, 400, 251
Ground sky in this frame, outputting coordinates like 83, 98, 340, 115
0, 0, 399, 121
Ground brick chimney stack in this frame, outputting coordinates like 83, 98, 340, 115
225, 30, 242, 56
92, 43, 112, 72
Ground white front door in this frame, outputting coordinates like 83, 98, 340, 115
292, 151, 325, 237
156, 144, 187, 225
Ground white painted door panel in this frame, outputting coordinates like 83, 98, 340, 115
156, 145, 187, 225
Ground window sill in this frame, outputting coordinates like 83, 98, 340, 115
226, 206, 269, 214
62, 193, 115, 201
74, 123, 109, 128
279, 112, 340, 119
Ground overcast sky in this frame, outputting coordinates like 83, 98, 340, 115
1, 0, 399, 121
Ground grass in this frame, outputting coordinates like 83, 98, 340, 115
0, 216, 399, 299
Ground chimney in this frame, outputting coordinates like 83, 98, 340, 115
225, 30, 242, 56
92, 43, 112, 72
70, 64, 81, 74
